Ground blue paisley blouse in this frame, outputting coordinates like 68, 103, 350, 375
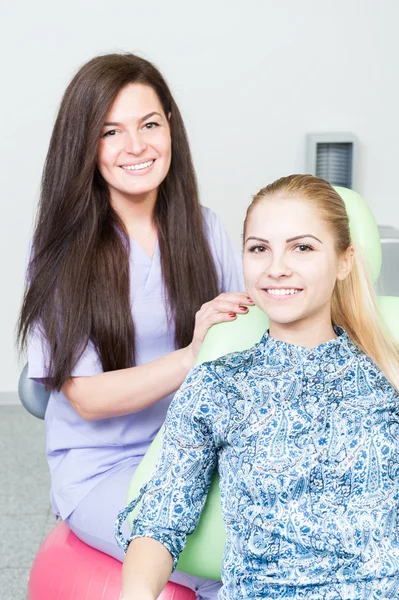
115, 328, 399, 599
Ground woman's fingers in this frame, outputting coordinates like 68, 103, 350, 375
187, 292, 255, 361
197, 309, 237, 328
194, 293, 254, 335
199, 292, 254, 317
209, 292, 253, 307
203, 300, 250, 316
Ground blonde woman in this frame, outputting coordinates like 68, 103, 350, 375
116, 175, 399, 599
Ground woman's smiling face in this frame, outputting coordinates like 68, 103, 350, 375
243, 195, 352, 340
97, 83, 172, 205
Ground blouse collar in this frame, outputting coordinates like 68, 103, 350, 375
259, 326, 358, 368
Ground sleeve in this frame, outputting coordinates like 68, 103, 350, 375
27, 323, 51, 382
24, 240, 103, 384
202, 206, 245, 293
115, 364, 222, 569
27, 325, 103, 383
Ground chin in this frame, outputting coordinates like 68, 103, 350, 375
271, 318, 302, 328
261, 306, 304, 326
121, 183, 158, 198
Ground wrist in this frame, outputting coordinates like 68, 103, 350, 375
180, 344, 197, 373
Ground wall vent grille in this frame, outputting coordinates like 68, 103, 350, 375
306, 133, 357, 190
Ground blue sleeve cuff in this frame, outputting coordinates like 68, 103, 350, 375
128, 521, 187, 571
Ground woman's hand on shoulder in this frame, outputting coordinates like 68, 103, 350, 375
186, 292, 254, 362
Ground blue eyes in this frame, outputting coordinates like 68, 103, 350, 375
248, 244, 314, 254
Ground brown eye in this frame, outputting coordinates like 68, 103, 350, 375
143, 122, 160, 130
249, 245, 268, 253
102, 130, 117, 137
294, 244, 314, 252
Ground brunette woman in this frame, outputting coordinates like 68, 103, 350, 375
18, 53, 249, 599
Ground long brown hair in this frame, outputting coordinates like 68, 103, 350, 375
244, 174, 399, 392
18, 53, 219, 390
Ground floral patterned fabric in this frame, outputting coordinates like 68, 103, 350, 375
115, 328, 399, 599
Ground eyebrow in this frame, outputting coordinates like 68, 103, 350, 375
245, 234, 323, 244
103, 111, 163, 127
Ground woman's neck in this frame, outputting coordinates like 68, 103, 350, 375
268, 314, 337, 349
110, 189, 158, 257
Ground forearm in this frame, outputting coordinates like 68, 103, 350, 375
63, 346, 195, 421
59, 292, 252, 421
121, 538, 173, 600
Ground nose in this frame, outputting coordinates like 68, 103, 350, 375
124, 131, 147, 155
266, 251, 292, 279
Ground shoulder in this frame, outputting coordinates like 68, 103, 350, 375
175, 343, 262, 403
200, 205, 235, 249
200, 205, 223, 237
170, 346, 261, 427
346, 341, 398, 399
199, 205, 226, 264
199, 341, 264, 386
200, 205, 244, 292
167, 362, 225, 427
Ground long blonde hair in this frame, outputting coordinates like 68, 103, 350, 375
244, 174, 399, 392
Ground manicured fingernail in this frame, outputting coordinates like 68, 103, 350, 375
247, 297, 254, 303
239, 306, 248, 311
229, 313, 236, 318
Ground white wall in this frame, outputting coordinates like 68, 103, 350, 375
2, 0, 398, 392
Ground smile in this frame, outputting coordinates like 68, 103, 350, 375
120, 160, 154, 171
265, 288, 302, 296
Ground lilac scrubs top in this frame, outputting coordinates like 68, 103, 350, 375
28, 207, 244, 520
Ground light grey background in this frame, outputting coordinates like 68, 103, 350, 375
2, 0, 398, 394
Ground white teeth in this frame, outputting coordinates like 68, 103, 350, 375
121, 160, 154, 171
266, 288, 300, 296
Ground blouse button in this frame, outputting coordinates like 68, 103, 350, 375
308, 354, 315, 361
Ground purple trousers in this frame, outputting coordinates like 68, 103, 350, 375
65, 460, 222, 600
